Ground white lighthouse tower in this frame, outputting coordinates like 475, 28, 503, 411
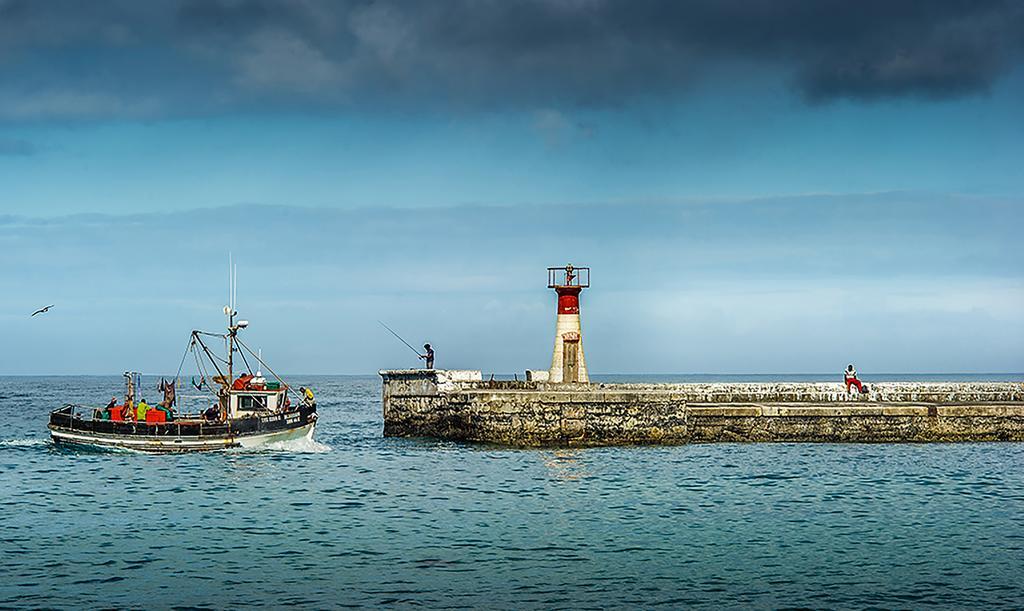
547, 264, 590, 383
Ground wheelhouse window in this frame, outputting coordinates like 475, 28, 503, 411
239, 395, 268, 412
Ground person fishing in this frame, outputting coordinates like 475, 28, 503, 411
420, 344, 434, 369
844, 364, 865, 394
299, 386, 316, 407
378, 321, 436, 370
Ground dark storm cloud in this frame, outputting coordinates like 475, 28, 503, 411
0, 0, 1022, 120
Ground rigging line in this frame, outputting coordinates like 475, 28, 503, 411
236, 339, 254, 376
173, 336, 193, 384
234, 336, 293, 401
199, 355, 214, 392
192, 343, 216, 398
192, 331, 227, 382
191, 336, 208, 381
191, 344, 203, 384
192, 331, 231, 365
195, 348, 228, 366
199, 361, 216, 401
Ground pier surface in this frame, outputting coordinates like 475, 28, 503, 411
380, 370, 1024, 446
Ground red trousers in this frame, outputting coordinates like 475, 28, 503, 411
846, 378, 863, 392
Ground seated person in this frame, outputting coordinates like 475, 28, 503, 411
844, 364, 866, 393
203, 405, 221, 422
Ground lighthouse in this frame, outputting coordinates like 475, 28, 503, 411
547, 264, 590, 383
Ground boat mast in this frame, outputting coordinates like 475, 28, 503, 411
225, 255, 238, 383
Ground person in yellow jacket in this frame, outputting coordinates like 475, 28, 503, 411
299, 386, 315, 407
136, 398, 150, 421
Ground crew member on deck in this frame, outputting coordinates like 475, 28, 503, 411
844, 364, 865, 393
97, 396, 117, 421
154, 402, 174, 422
420, 344, 434, 369
232, 374, 254, 391
136, 398, 151, 421
299, 386, 316, 407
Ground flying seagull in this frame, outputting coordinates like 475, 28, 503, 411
31, 304, 54, 317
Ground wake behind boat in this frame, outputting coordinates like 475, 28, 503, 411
48, 268, 317, 453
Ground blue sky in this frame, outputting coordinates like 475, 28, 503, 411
1, 1, 1022, 374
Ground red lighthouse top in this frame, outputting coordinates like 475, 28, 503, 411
547, 264, 590, 289
548, 264, 589, 315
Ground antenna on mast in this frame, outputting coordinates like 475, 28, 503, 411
225, 253, 238, 381
227, 253, 233, 314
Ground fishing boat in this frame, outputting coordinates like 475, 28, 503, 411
48, 268, 317, 453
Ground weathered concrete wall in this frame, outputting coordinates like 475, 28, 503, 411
380, 370, 1024, 446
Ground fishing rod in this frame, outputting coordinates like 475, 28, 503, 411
378, 320, 422, 357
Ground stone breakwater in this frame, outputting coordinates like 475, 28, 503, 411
380, 370, 1024, 446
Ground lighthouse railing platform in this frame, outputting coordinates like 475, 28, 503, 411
547, 266, 589, 288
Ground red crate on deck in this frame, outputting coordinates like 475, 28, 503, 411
145, 410, 166, 423
110, 406, 125, 421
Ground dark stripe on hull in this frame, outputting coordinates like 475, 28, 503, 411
48, 405, 317, 453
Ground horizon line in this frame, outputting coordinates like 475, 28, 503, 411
2, 372, 1022, 378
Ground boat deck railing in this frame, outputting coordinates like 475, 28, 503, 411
53, 403, 211, 424
50, 404, 316, 437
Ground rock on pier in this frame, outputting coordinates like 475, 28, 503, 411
380, 369, 1024, 446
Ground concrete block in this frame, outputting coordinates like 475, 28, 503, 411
881, 405, 932, 416
777, 406, 885, 417
937, 405, 1024, 417
686, 405, 762, 417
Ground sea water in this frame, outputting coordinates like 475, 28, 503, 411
1, 374, 1023, 608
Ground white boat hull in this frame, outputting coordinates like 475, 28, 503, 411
50, 421, 316, 453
